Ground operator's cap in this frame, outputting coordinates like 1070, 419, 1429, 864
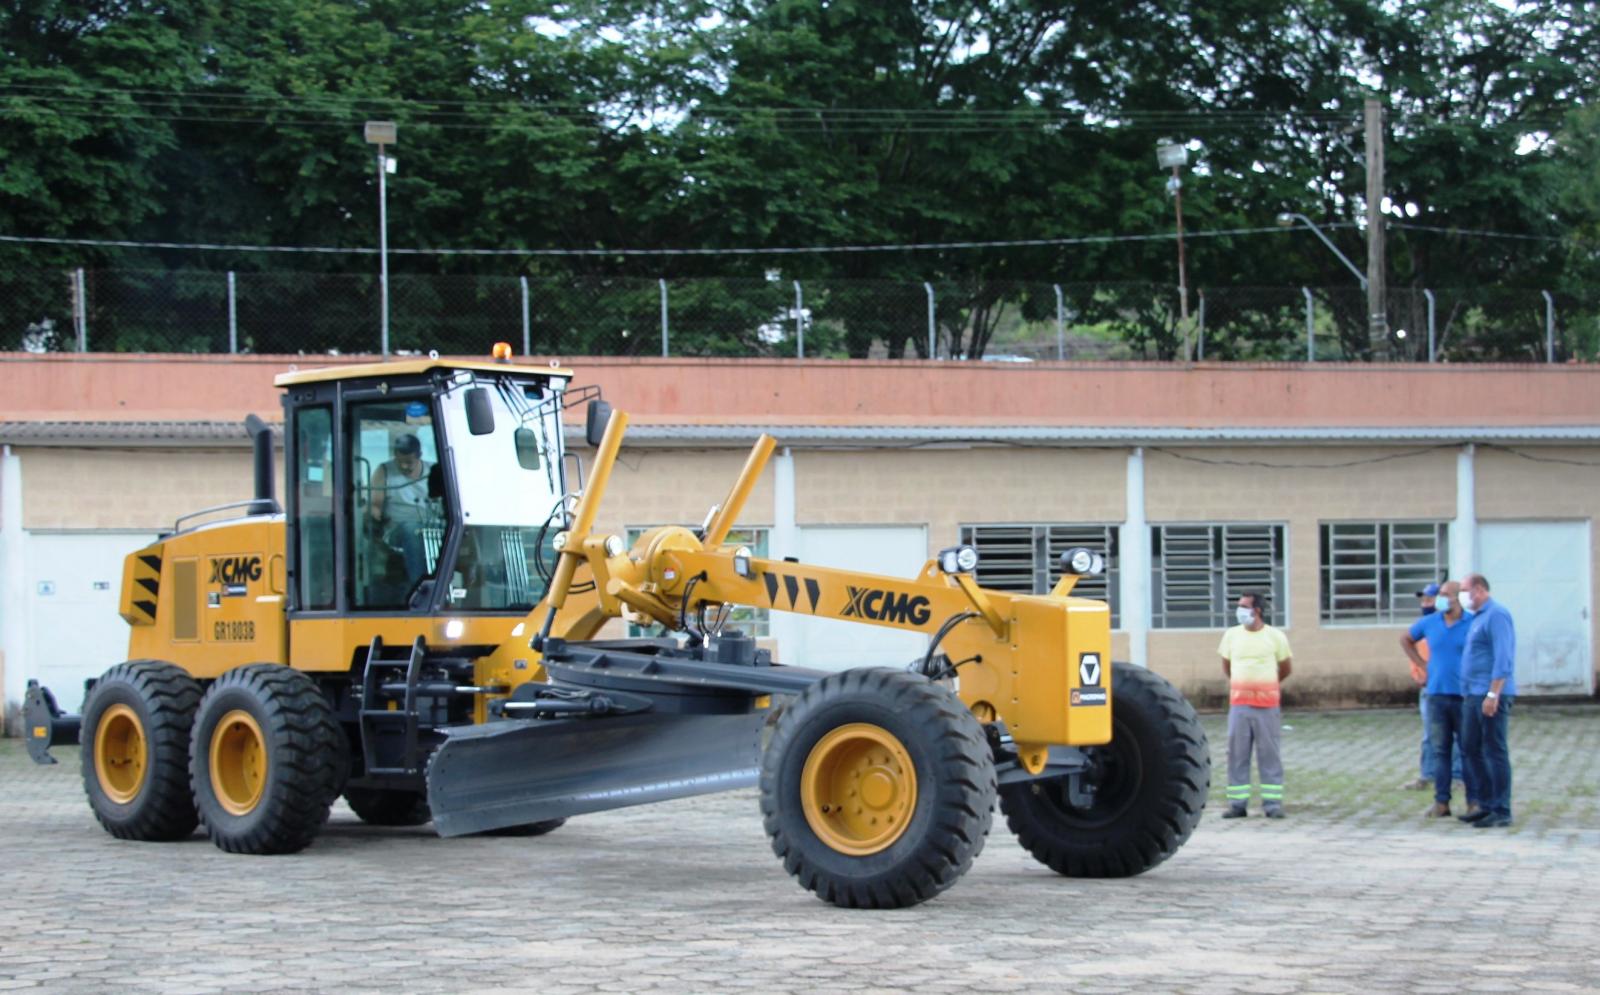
1417, 582, 1440, 597
393, 433, 422, 456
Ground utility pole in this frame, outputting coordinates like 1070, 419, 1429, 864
1156, 139, 1190, 322
1364, 97, 1387, 352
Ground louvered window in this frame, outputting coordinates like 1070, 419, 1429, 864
958, 524, 1120, 628
1320, 522, 1449, 624
1151, 524, 1286, 629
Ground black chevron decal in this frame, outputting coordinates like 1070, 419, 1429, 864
804, 578, 821, 613
132, 600, 157, 619
782, 574, 800, 609
136, 578, 159, 597
763, 573, 779, 604
138, 554, 162, 573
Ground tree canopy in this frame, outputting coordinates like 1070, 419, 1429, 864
2, 0, 1596, 357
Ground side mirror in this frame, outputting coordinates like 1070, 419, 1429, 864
585, 399, 613, 448
465, 387, 495, 436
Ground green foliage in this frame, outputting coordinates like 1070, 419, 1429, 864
1, 0, 1597, 358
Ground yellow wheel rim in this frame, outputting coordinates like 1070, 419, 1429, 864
94, 703, 148, 805
800, 723, 917, 856
209, 710, 268, 816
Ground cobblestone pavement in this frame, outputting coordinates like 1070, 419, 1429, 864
3, 703, 1598, 994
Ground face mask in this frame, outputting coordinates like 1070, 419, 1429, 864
1435, 596, 1451, 613
1459, 591, 1474, 611
1236, 607, 1255, 626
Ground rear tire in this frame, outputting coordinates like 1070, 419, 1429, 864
999, 663, 1208, 877
761, 668, 995, 909
190, 665, 345, 854
80, 661, 202, 841
343, 787, 432, 827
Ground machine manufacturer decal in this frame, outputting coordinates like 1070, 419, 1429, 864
1072, 652, 1108, 706
762, 572, 822, 613
841, 586, 932, 626
209, 556, 262, 597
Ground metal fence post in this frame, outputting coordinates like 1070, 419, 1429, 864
924, 282, 936, 359
1303, 286, 1314, 362
520, 276, 531, 356
1196, 290, 1206, 361
227, 271, 238, 354
1424, 288, 1436, 362
73, 268, 87, 352
794, 280, 804, 359
1542, 290, 1555, 362
1053, 284, 1065, 360
659, 278, 669, 357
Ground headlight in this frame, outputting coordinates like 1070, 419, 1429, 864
732, 546, 755, 579
1061, 546, 1104, 576
937, 544, 980, 575
604, 534, 626, 558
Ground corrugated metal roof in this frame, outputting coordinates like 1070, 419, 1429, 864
3, 420, 1597, 448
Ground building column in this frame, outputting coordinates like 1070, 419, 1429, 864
768, 447, 799, 663
1452, 443, 1476, 575
0, 445, 27, 724
1121, 446, 1149, 668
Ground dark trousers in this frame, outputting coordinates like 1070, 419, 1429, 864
1425, 694, 1475, 805
1461, 695, 1514, 819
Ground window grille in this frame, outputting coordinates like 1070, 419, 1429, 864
1151, 523, 1286, 629
958, 523, 1121, 628
1320, 522, 1449, 624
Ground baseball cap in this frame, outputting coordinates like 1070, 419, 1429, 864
393, 433, 422, 456
1417, 583, 1440, 598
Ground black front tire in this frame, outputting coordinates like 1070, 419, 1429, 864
343, 787, 432, 827
1000, 662, 1209, 877
190, 665, 346, 854
80, 661, 202, 841
761, 668, 996, 909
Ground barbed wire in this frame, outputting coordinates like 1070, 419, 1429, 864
0, 224, 1357, 257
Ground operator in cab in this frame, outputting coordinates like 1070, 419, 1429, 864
369, 432, 433, 585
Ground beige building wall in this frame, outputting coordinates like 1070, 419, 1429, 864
1144, 445, 1461, 703
21, 448, 275, 531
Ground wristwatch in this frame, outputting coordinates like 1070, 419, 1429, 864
1486, 691, 1499, 700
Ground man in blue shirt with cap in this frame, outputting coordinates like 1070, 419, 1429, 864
1400, 580, 1477, 817
1458, 572, 1517, 828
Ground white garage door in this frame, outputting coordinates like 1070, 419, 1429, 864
774, 525, 929, 671
25, 531, 156, 713
1478, 520, 1593, 695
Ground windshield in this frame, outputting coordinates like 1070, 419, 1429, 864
438, 373, 567, 611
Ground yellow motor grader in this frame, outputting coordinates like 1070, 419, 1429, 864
26, 354, 1209, 907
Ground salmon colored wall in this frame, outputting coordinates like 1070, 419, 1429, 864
4, 353, 1598, 427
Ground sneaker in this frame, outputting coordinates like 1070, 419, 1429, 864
1458, 807, 1490, 824
1400, 777, 1430, 791
1472, 813, 1512, 829
1425, 802, 1451, 818
1263, 806, 1286, 819
1221, 805, 1247, 819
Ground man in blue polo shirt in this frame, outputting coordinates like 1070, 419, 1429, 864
1400, 579, 1476, 818
1458, 572, 1517, 828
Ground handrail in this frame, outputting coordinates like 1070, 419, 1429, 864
172, 498, 282, 535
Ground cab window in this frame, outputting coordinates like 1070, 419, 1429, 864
350, 398, 443, 609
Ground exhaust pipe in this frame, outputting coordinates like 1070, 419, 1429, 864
244, 414, 277, 514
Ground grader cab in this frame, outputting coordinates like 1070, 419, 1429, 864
27, 355, 1208, 907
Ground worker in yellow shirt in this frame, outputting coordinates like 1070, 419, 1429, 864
1218, 591, 1293, 819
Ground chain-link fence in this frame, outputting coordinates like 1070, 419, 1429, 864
2, 267, 1593, 362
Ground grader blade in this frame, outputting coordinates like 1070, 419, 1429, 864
426, 711, 767, 837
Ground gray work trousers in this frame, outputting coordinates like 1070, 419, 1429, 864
1226, 705, 1284, 809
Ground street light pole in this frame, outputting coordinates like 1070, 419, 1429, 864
1276, 213, 1368, 290
364, 121, 398, 358
1156, 139, 1190, 322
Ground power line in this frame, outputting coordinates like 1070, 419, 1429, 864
0, 224, 1355, 258
1148, 445, 1457, 469
1392, 222, 1568, 243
